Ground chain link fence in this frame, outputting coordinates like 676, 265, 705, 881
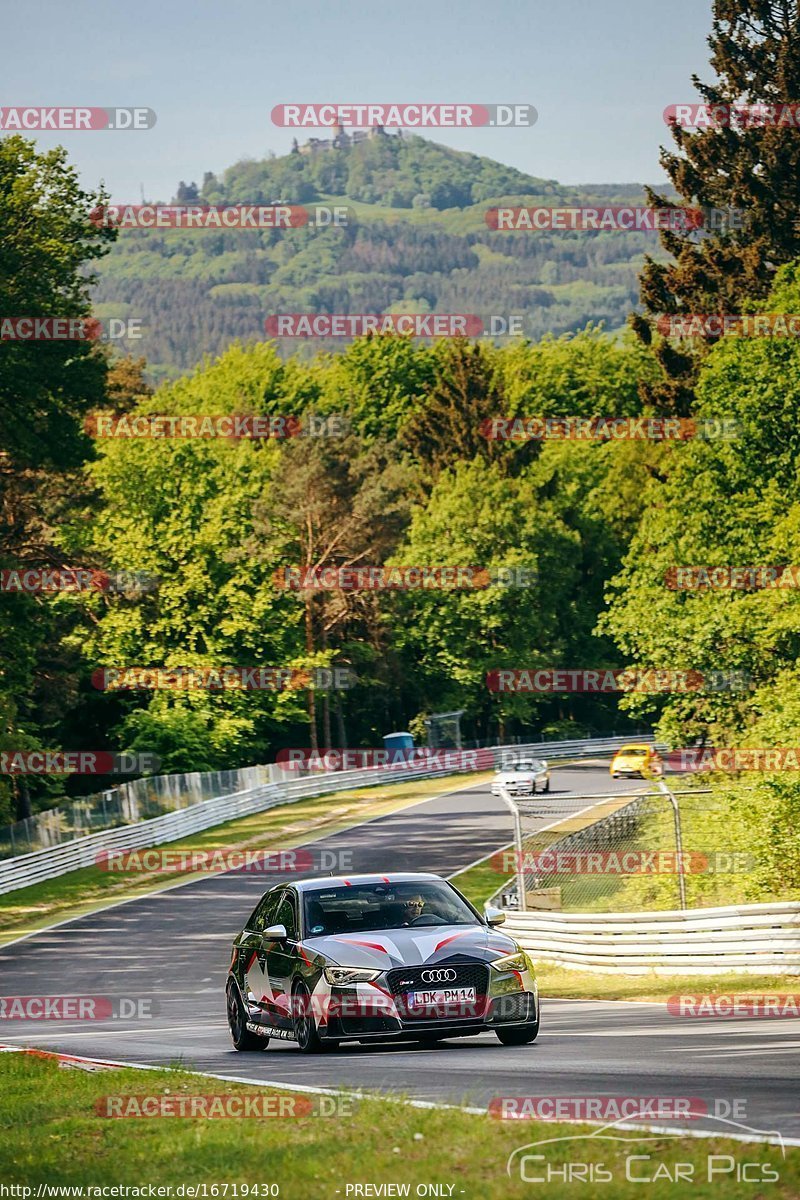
491, 785, 741, 912
0, 764, 279, 860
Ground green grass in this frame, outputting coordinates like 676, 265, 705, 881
0, 1053, 795, 1197
448, 788, 641, 910
449, 849, 512, 907
0, 771, 492, 945
535, 963, 800, 1003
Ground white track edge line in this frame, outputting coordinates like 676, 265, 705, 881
2, 1045, 797, 1147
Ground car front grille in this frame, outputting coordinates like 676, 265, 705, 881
386, 962, 490, 1022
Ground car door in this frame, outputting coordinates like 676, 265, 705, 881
262, 888, 300, 1033
240, 888, 283, 1028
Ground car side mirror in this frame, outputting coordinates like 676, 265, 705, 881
485, 906, 506, 926
262, 923, 287, 941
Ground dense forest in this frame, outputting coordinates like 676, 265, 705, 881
2, 0, 800, 911
92, 134, 659, 382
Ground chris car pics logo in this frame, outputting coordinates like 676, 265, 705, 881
506, 1114, 784, 1185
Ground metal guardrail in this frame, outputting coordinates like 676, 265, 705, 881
0, 764, 280, 859
501, 902, 800, 975
0, 736, 644, 896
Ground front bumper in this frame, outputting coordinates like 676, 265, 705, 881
492, 781, 539, 795
317, 964, 538, 1042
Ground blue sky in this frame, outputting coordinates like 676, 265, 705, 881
3, 0, 715, 199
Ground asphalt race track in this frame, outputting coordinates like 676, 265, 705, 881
1, 766, 798, 1142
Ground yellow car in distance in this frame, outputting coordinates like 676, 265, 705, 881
610, 743, 663, 780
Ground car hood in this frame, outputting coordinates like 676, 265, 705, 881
302, 923, 518, 968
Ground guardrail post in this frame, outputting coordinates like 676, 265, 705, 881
498, 785, 526, 911
656, 777, 686, 911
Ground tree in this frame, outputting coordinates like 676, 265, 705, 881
83, 342, 314, 769
0, 136, 114, 471
250, 430, 415, 752
400, 340, 518, 478
0, 135, 115, 818
603, 262, 800, 746
634, 0, 800, 413
387, 459, 584, 740
103, 354, 153, 414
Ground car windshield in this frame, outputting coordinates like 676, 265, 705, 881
303, 881, 478, 936
513, 760, 542, 771
619, 745, 649, 755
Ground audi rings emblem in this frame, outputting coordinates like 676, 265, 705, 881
421, 968, 457, 983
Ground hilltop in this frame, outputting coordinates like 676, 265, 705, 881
92, 133, 662, 381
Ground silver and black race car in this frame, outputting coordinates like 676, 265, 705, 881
226, 872, 539, 1052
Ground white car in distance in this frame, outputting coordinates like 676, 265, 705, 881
491, 758, 550, 797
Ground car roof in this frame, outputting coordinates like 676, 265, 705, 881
289, 872, 443, 893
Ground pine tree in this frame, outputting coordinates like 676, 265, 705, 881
634, 0, 800, 413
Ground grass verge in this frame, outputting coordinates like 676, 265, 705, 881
534, 963, 800, 1003
0, 1052, 795, 1198
448, 785, 640, 910
450, 849, 799, 1003
449, 847, 512, 908
0, 771, 492, 945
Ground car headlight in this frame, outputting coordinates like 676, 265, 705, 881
490, 951, 529, 972
324, 966, 382, 986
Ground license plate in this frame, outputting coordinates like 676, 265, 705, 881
409, 987, 476, 1006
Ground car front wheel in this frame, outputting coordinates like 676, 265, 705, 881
496, 1016, 539, 1046
293, 981, 324, 1053
227, 980, 267, 1052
